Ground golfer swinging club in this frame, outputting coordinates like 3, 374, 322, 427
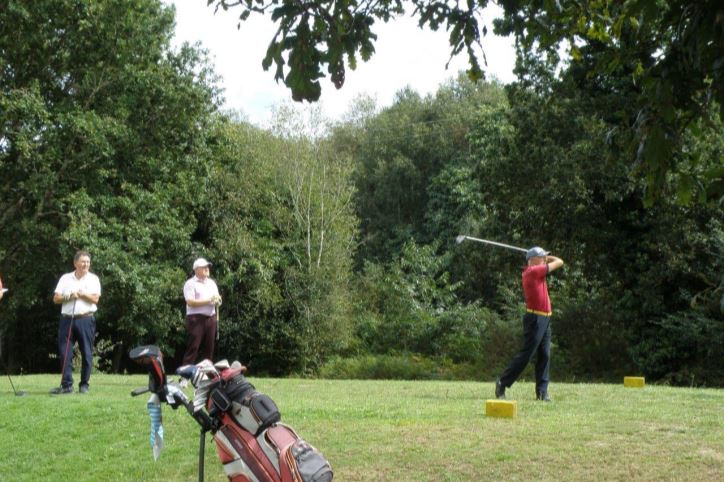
496, 247, 563, 402
50, 250, 101, 395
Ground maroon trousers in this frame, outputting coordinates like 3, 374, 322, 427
182, 313, 217, 365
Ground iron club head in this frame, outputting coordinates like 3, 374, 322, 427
455, 235, 467, 244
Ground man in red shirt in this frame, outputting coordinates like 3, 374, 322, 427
496, 247, 564, 401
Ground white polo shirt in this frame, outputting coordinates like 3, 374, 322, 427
54, 271, 101, 316
184, 276, 219, 316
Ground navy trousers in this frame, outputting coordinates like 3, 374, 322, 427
499, 312, 551, 393
58, 315, 96, 389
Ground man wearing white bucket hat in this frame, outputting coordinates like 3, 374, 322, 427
181, 258, 221, 368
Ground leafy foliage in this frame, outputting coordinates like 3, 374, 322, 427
318, 353, 485, 380
495, 0, 724, 204
0, 2, 721, 386
212, 0, 723, 203
200, 110, 358, 374
0, 0, 218, 370
335, 76, 507, 264
353, 240, 495, 364
210, 0, 492, 101
346, 73, 722, 385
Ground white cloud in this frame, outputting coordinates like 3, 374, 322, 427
167, 1, 515, 126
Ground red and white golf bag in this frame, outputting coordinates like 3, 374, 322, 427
130, 345, 333, 482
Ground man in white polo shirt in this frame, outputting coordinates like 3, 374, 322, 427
50, 250, 101, 395
182, 258, 221, 368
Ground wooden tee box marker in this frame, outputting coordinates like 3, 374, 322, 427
624, 376, 645, 388
485, 399, 517, 418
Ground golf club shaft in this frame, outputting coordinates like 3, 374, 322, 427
7, 372, 19, 394
461, 236, 527, 253
0, 344, 26, 396
59, 298, 77, 386
0, 291, 27, 396
1, 350, 22, 396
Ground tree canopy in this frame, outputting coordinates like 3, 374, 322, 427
210, 0, 723, 203
1, 0, 220, 369
1, 0, 721, 385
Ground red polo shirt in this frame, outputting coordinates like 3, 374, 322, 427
522, 264, 551, 315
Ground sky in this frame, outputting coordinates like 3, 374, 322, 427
167, 1, 517, 127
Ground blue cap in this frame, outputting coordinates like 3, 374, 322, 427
526, 247, 550, 260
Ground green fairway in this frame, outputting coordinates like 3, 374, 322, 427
1, 374, 721, 481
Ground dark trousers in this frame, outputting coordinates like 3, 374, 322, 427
57, 315, 96, 389
499, 313, 551, 393
182, 314, 216, 365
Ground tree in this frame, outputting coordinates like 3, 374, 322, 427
353, 240, 492, 364
496, 0, 723, 205
337, 66, 722, 384
333, 76, 506, 265
208, 0, 492, 102
210, 0, 722, 203
461, 72, 724, 384
0, 0, 218, 371
202, 108, 358, 374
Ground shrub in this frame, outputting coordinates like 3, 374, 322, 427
319, 354, 488, 380
630, 311, 724, 386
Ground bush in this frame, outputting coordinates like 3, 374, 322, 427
352, 241, 499, 362
69, 338, 116, 373
630, 311, 724, 386
318, 354, 489, 380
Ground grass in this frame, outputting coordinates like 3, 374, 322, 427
1, 374, 722, 481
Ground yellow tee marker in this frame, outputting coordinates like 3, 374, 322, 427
485, 399, 517, 418
624, 376, 645, 388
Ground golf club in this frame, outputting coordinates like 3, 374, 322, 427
57, 297, 77, 391
0, 342, 28, 397
215, 300, 220, 341
5, 370, 27, 397
455, 235, 528, 253
0, 288, 27, 396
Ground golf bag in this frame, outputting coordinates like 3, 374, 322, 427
129, 345, 333, 482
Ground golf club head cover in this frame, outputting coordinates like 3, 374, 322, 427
147, 394, 164, 461
129, 345, 167, 394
